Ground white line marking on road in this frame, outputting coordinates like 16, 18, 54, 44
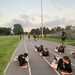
43, 58, 60, 75
4, 41, 20, 75
24, 40, 32, 75
40, 40, 75, 54
29, 41, 60, 75
37, 40, 75, 67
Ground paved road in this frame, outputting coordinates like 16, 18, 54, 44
6, 37, 75, 75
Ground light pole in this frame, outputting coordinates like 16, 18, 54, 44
41, 0, 43, 37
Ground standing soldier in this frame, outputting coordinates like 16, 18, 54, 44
28, 33, 30, 40
37, 33, 39, 40
20, 34, 22, 40
33, 33, 36, 41
23, 34, 24, 39
61, 30, 66, 47
44, 33, 46, 38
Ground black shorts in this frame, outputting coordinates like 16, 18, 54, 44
28, 37, 30, 38
58, 49, 64, 53
62, 38, 65, 41
57, 59, 63, 70
18, 59, 27, 66
42, 54, 49, 56
34, 36, 36, 38
19, 61, 27, 66
37, 47, 41, 52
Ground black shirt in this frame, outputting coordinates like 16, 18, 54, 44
37, 47, 44, 52
42, 51, 49, 56
58, 59, 72, 73
62, 32, 66, 38
58, 46, 65, 53
18, 54, 27, 66
33, 34, 36, 38
28, 34, 30, 38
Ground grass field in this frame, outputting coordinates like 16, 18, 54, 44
40, 37, 75, 46
0, 36, 20, 75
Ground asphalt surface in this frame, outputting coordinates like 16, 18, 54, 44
6, 37, 75, 75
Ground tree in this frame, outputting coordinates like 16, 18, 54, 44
30, 29, 36, 34
30, 27, 50, 35
36, 28, 40, 34
53, 27, 57, 33
56, 26, 62, 32
46, 27, 50, 34
50, 28, 55, 33
43, 27, 50, 34
0, 27, 11, 35
24, 32, 28, 35
13, 24, 24, 35
65, 25, 72, 30
0, 27, 3, 35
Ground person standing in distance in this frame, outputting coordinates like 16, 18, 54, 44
61, 30, 66, 47
33, 33, 36, 41
28, 33, 30, 40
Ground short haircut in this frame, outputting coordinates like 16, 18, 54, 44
60, 46, 64, 48
24, 53, 28, 57
40, 45, 43, 48
45, 48, 48, 50
63, 56, 69, 61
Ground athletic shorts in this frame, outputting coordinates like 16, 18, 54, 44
34, 37, 36, 38
58, 49, 64, 53
62, 38, 65, 41
18, 59, 27, 66
42, 53, 49, 56
57, 59, 63, 70
28, 37, 30, 38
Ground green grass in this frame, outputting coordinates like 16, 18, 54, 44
0, 36, 20, 75
68, 43, 75, 46
41, 37, 61, 43
40, 37, 75, 46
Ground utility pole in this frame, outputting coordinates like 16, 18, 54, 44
41, 0, 43, 37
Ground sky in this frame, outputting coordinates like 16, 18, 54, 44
0, 0, 75, 32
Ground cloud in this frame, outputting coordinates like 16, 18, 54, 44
6, 19, 32, 28
47, 0, 62, 10
44, 18, 74, 28
20, 14, 30, 22
20, 13, 41, 25
5, 13, 75, 32
0, 13, 4, 18
6, 14, 40, 31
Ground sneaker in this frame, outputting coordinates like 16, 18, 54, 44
56, 47, 59, 49
54, 55, 61, 60
70, 51, 74, 54
34, 46, 37, 49
54, 55, 57, 60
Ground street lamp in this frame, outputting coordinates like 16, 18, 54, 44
41, 0, 43, 37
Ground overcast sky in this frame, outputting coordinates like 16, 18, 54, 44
0, 0, 75, 32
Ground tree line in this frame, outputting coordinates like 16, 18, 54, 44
0, 27, 11, 35
30, 25, 75, 34
50, 25, 75, 34
0, 24, 74, 35
0, 24, 24, 35
30, 27, 50, 34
